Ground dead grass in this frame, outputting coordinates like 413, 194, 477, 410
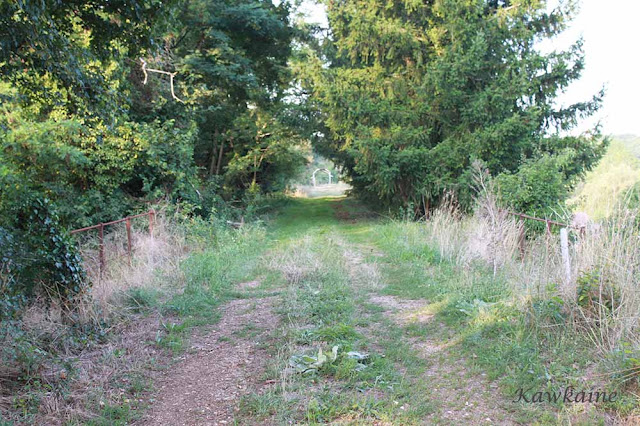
0, 210, 196, 424
77, 212, 190, 320
420, 170, 640, 355
266, 236, 325, 286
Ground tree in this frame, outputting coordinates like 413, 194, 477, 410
139, 0, 304, 195
0, 0, 199, 304
0, 0, 173, 113
304, 0, 605, 214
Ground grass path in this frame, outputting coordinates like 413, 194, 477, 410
140, 196, 560, 425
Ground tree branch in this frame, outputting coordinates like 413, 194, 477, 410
140, 58, 185, 103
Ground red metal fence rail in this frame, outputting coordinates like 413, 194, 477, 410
499, 209, 584, 258
503, 210, 580, 235
71, 210, 155, 275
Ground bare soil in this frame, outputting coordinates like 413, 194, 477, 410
137, 294, 278, 426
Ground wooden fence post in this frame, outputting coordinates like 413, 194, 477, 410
518, 220, 526, 258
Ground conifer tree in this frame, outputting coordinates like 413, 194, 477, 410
306, 0, 605, 214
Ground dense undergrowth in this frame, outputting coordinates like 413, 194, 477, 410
0, 201, 272, 424
4, 192, 639, 424
254, 196, 640, 423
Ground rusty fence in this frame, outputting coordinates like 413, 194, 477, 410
503, 210, 581, 235
71, 210, 155, 275
501, 210, 582, 284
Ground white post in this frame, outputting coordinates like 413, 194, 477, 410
560, 228, 571, 287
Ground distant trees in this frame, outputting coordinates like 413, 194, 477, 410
301, 0, 606, 215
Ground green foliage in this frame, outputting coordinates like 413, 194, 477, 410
135, 0, 305, 197
0, 108, 200, 228
0, 0, 205, 304
0, 198, 85, 311
124, 287, 160, 313
301, 0, 605, 213
313, 323, 361, 344
222, 110, 307, 196
576, 270, 619, 316
165, 222, 265, 318
0, 231, 27, 320
530, 295, 566, 325
0, 3, 305, 421
0, 0, 173, 114
495, 154, 572, 218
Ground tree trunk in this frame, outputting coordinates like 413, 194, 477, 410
209, 129, 219, 175
215, 138, 227, 175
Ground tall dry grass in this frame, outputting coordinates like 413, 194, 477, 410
16, 211, 191, 337
1, 210, 196, 423
75, 212, 189, 321
420, 172, 640, 354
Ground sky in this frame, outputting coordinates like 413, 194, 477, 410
298, 0, 640, 136
547, 0, 640, 136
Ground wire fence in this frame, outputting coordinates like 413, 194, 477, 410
501, 209, 581, 284
69, 207, 580, 280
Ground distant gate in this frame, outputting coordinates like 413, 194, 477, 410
312, 168, 332, 187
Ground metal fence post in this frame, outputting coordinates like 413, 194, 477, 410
98, 223, 105, 276
126, 218, 132, 266
149, 210, 155, 236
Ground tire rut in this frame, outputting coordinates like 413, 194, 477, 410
338, 239, 517, 424
137, 295, 278, 426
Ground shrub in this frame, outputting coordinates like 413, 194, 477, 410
0, 198, 85, 313
495, 153, 572, 219
0, 116, 201, 229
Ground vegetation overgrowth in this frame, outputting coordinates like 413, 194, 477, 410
1, 0, 607, 307
1, 0, 637, 423
0, 204, 271, 424
237, 196, 640, 424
